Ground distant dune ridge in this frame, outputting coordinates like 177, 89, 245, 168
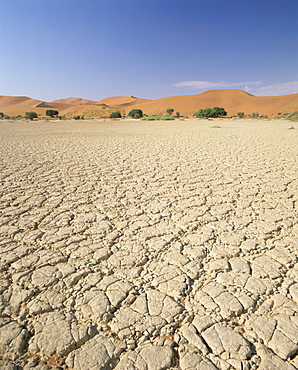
1, 89, 298, 117
50, 97, 97, 105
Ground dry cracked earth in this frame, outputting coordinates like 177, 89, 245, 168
0, 119, 297, 370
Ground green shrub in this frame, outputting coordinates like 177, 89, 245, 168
237, 112, 245, 118
275, 112, 288, 119
128, 109, 143, 118
46, 109, 59, 117
274, 111, 298, 121
252, 112, 259, 119
175, 112, 181, 118
195, 107, 227, 118
166, 108, 174, 116
25, 111, 38, 120
141, 115, 175, 121
287, 111, 298, 118
212, 107, 227, 117
73, 115, 81, 120
289, 113, 298, 121
0, 112, 4, 118
109, 111, 122, 118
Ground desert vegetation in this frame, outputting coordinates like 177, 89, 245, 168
46, 110, 59, 118
128, 109, 143, 118
109, 111, 122, 118
275, 111, 298, 121
195, 107, 227, 118
25, 111, 38, 120
141, 115, 175, 121
166, 108, 174, 116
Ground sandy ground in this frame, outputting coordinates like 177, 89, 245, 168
0, 119, 297, 369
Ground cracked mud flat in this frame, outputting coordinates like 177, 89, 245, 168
0, 118, 297, 370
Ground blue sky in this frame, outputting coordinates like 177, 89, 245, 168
1, 0, 297, 101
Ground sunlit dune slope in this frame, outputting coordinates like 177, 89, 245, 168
97, 95, 152, 107
0, 96, 42, 108
36, 102, 73, 110
51, 97, 96, 105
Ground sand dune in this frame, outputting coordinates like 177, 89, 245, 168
124, 89, 298, 117
97, 95, 151, 106
36, 102, 74, 110
1, 90, 298, 118
51, 97, 96, 105
0, 95, 42, 108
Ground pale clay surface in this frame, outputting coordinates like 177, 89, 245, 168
0, 119, 297, 369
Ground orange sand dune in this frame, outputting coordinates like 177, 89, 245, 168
59, 104, 112, 118
0, 95, 42, 108
51, 97, 96, 105
97, 95, 151, 107
123, 89, 298, 117
58, 96, 153, 118
1, 90, 298, 118
36, 102, 74, 111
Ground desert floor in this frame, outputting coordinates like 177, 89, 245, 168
0, 119, 297, 369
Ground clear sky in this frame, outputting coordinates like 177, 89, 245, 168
1, 0, 297, 101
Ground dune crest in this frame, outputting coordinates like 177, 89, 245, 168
50, 97, 96, 105
97, 95, 151, 107
0, 95, 42, 108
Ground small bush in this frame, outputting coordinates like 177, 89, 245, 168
46, 109, 59, 117
287, 111, 298, 118
109, 111, 122, 118
0, 112, 4, 118
237, 112, 245, 118
25, 111, 38, 120
175, 111, 180, 118
128, 109, 143, 118
252, 112, 259, 119
195, 107, 227, 118
73, 115, 81, 120
141, 115, 175, 121
274, 111, 298, 121
166, 108, 174, 116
